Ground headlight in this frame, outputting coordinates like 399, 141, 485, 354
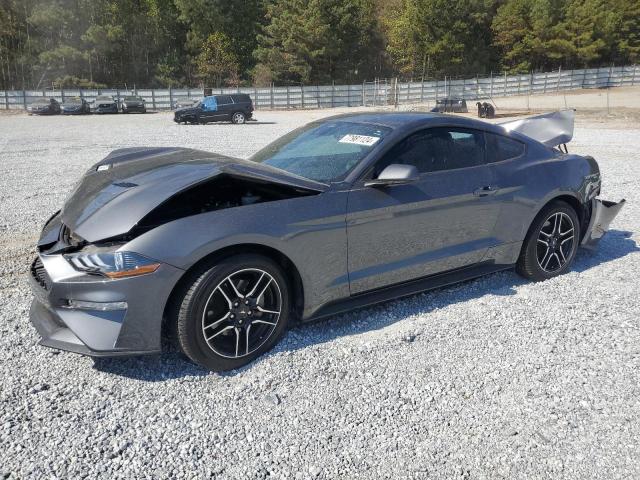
65, 251, 160, 278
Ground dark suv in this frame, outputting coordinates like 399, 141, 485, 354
173, 94, 253, 124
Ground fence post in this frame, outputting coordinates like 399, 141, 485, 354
61, 89, 65, 103
504, 72, 507, 96
347, 84, 351, 107
489, 71, 493, 98
270, 83, 274, 109
286, 86, 290, 109
633, 64, 637, 86
23, 90, 27, 110
4, 89, 8, 110
608, 64, 613, 88
421, 79, 425, 103
301, 84, 305, 108
331, 81, 335, 108
169, 86, 173, 109
362, 81, 365, 107
151, 89, 155, 110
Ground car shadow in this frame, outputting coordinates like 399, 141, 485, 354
93, 230, 638, 381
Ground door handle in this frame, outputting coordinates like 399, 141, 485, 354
473, 186, 499, 197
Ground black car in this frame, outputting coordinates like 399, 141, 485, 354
174, 94, 254, 124
431, 98, 468, 113
121, 95, 147, 113
92, 96, 119, 114
27, 98, 61, 115
60, 97, 90, 115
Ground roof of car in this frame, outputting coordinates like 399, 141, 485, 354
316, 111, 518, 137
318, 112, 468, 128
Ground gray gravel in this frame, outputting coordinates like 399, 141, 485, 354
1, 109, 639, 479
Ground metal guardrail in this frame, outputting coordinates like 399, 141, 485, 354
2, 65, 638, 111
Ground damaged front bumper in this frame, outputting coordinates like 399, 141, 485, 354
28, 249, 184, 357
581, 198, 626, 249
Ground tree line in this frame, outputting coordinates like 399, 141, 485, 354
0, 0, 638, 90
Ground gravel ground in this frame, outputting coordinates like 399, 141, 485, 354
0, 109, 638, 479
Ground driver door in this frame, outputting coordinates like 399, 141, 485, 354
199, 96, 219, 122
346, 127, 501, 294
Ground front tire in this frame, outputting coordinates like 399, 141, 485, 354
516, 201, 580, 281
175, 254, 291, 371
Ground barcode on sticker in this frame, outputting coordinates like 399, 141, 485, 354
339, 134, 381, 146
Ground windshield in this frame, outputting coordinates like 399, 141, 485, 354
96, 97, 113, 101
251, 121, 390, 182
66, 97, 82, 104
124, 96, 142, 101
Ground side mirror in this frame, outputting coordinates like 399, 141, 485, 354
364, 164, 419, 187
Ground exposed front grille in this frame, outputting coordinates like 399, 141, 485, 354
99, 104, 113, 108
31, 257, 52, 291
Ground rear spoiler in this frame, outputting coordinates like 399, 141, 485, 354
499, 110, 575, 148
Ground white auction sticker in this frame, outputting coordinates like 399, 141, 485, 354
339, 134, 381, 146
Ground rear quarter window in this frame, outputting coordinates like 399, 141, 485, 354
486, 133, 526, 162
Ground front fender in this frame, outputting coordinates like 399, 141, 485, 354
124, 192, 349, 318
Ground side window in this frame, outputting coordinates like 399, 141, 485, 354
486, 133, 525, 162
217, 95, 232, 105
202, 97, 218, 111
375, 127, 485, 175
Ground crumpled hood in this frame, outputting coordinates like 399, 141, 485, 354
175, 106, 198, 116
60, 147, 325, 242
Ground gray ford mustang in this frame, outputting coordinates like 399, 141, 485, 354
29, 111, 624, 371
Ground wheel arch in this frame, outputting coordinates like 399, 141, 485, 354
161, 243, 305, 343
524, 193, 590, 245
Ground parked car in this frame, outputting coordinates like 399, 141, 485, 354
91, 95, 119, 114
120, 95, 146, 113
28, 110, 624, 371
173, 94, 253, 124
60, 97, 91, 115
27, 97, 61, 115
431, 97, 468, 113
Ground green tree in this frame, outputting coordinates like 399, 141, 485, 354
386, 0, 499, 79
254, 0, 383, 84
552, 0, 617, 68
610, 0, 640, 64
492, 0, 567, 73
174, 0, 265, 81
196, 32, 240, 87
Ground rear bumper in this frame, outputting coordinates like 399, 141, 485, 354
581, 198, 626, 249
123, 105, 146, 113
93, 107, 118, 114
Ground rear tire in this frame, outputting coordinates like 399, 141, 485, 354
175, 254, 291, 371
516, 201, 580, 281
231, 112, 246, 124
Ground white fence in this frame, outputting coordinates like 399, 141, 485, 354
2, 65, 638, 111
